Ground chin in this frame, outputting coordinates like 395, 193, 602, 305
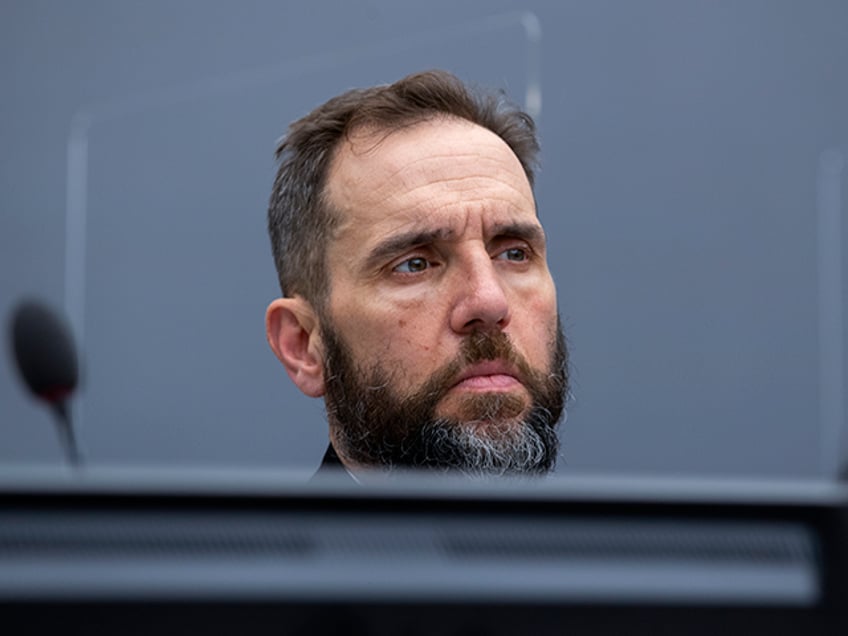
437, 390, 529, 425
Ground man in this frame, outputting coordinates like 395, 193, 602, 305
265, 70, 568, 478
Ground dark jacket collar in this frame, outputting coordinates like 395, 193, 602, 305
312, 444, 356, 482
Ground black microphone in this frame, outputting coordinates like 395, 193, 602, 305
9, 299, 82, 467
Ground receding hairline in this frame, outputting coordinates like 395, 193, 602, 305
322, 114, 534, 218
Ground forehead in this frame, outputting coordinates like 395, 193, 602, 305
324, 118, 537, 240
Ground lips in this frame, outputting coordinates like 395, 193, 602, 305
451, 360, 522, 391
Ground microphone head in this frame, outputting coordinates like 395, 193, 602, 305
9, 300, 79, 404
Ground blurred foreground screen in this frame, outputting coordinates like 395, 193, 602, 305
1, 468, 847, 634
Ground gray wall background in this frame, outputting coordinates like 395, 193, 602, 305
2, 0, 847, 479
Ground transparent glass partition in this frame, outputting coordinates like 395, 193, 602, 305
65, 13, 541, 470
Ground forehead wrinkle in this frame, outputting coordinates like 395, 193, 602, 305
383, 151, 523, 191
337, 138, 527, 207
333, 177, 533, 242
373, 175, 536, 223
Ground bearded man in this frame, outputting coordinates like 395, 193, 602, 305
265, 70, 568, 479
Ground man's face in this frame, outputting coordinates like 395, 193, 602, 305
319, 117, 566, 473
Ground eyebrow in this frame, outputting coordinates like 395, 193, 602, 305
488, 221, 547, 247
365, 227, 455, 270
364, 221, 546, 270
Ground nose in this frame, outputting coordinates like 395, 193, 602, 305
449, 254, 511, 334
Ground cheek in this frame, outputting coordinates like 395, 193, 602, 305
330, 294, 446, 364
386, 308, 444, 357
512, 283, 558, 353
379, 289, 449, 340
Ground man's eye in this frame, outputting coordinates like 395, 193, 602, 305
497, 247, 528, 262
394, 256, 430, 273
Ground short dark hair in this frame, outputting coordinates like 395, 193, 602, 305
267, 69, 540, 308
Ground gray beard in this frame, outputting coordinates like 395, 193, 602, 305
411, 413, 560, 477
320, 320, 568, 477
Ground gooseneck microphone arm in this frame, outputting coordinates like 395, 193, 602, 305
50, 400, 81, 467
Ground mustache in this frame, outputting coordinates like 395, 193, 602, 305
463, 329, 520, 364
412, 329, 534, 403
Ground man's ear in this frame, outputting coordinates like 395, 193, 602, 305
265, 297, 325, 398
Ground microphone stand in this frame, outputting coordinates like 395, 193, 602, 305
50, 400, 82, 468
